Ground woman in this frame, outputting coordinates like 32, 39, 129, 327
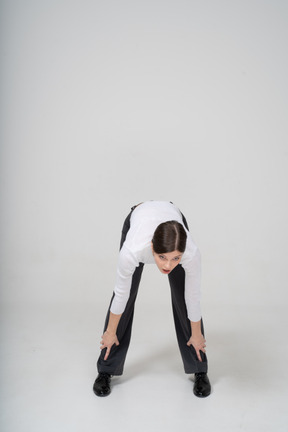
93, 201, 211, 398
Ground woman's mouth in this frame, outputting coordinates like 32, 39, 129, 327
162, 269, 170, 274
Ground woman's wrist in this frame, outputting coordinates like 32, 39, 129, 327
190, 319, 202, 336
106, 328, 116, 336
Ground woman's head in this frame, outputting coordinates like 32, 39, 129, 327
152, 220, 187, 254
151, 221, 187, 275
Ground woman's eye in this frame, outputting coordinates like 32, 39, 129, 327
173, 256, 181, 261
159, 255, 165, 260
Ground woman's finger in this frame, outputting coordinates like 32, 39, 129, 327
197, 349, 202, 362
104, 347, 110, 361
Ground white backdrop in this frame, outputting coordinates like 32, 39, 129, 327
1, 0, 287, 309
1, 1, 288, 431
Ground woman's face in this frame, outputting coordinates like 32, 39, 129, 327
152, 245, 183, 275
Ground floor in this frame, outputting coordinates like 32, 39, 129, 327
1, 297, 288, 432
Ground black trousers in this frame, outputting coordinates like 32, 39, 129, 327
97, 206, 208, 376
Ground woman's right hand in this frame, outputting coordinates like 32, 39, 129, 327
100, 330, 120, 361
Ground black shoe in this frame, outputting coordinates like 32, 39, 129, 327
93, 373, 111, 397
193, 372, 211, 398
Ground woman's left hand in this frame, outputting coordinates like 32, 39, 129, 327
187, 334, 206, 362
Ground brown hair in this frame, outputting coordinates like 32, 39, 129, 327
152, 220, 187, 253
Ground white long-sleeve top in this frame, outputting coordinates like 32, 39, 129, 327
110, 201, 202, 322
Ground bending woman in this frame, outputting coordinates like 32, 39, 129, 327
93, 201, 211, 398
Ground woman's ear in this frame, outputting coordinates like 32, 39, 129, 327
151, 241, 154, 254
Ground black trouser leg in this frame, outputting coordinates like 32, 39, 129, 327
168, 264, 208, 374
97, 263, 144, 376
97, 206, 144, 376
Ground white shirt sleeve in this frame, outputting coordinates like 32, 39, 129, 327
110, 244, 139, 315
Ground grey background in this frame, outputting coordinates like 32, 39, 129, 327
1, 1, 288, 431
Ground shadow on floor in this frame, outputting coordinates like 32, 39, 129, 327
112, 343, 183, 384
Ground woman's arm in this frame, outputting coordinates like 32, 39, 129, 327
100, 312, 122, 361
187, 320, 206, 362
